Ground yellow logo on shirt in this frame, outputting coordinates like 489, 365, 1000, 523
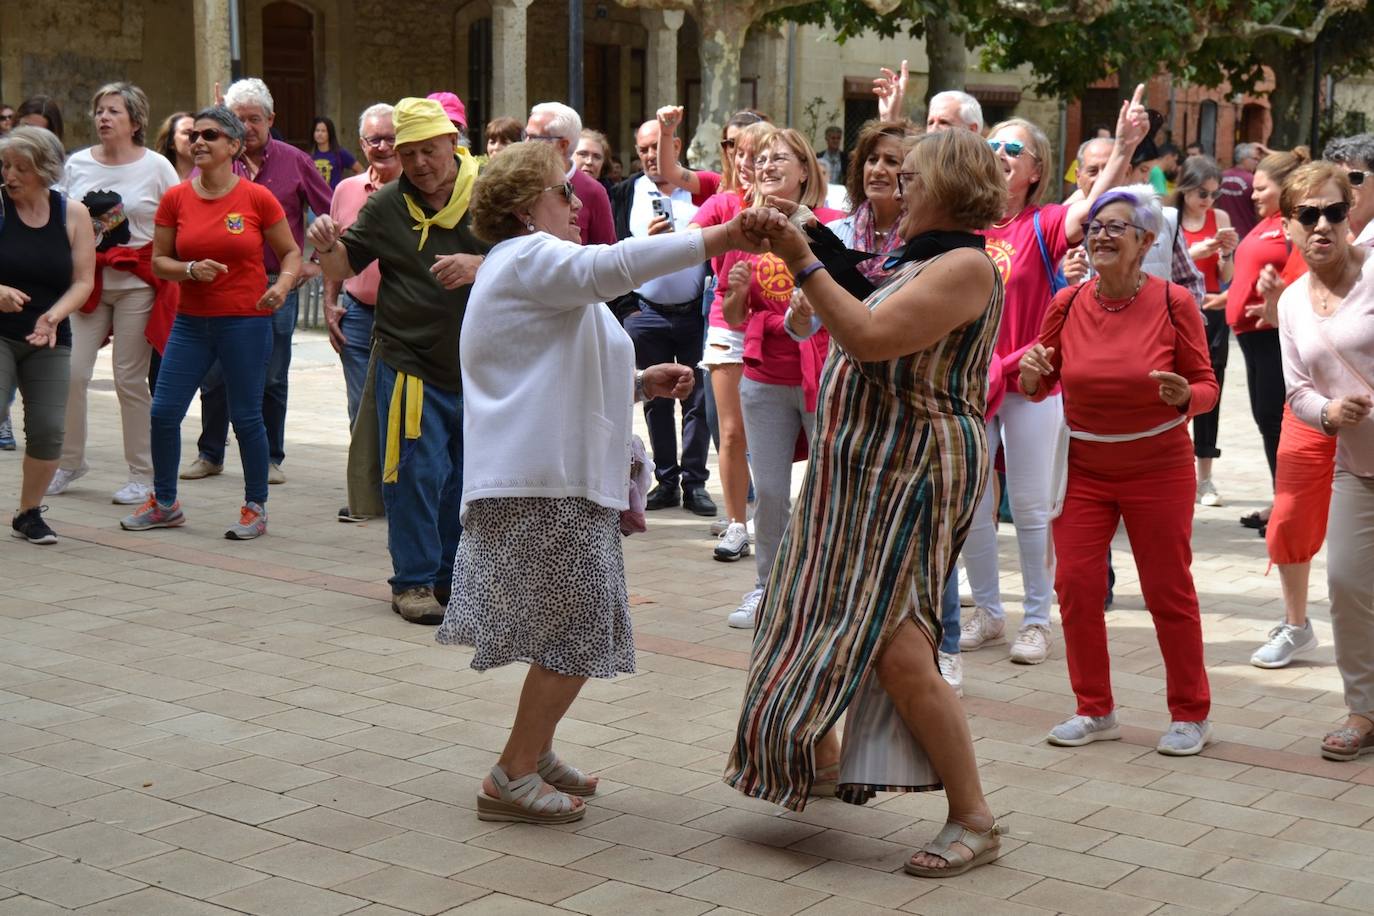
986, 237, 1014, 283
754, 253, 794, 303
225, 213, 245, 234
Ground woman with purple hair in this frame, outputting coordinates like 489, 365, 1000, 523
1017, 184, 1219, 756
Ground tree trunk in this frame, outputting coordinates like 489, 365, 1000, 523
1265, 40, 1316, 151
923, 14, 967, 104
688, 3, 754, 170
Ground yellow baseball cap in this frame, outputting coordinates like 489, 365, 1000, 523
393, 97, 459, 147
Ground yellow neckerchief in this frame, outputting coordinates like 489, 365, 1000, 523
402, 149, 477, 251
383, 372, 423, 483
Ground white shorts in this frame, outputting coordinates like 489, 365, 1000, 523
700, 325, 745, 367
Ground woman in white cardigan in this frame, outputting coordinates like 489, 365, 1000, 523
438, 141, 768, 825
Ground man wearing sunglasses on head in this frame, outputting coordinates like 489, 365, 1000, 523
309, 97, 488, 624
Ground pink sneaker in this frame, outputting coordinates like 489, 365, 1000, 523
120, 495, 185, 531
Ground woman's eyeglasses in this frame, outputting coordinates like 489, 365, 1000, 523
1292, 201, 1350, 228
896, 171, 919, 196
188, 128, 225, 143
1085, 218, 1144, 239
544, 181, 576, 202
362, 134, 396, 149
988, 139, 1036, 160
1346, 169, 1366, 187
754, 153, 796, 169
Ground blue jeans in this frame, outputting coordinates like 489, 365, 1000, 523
198, 289, 297, 466
152, 314, 272, 506
375, 359, 463, 592
338, 292, 374, 427
940, 568, 962, 654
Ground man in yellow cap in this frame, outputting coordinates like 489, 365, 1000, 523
309, 96, 487, 624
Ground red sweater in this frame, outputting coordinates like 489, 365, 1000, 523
1026, 276, 1218, 474
1226, 213, 1287, 335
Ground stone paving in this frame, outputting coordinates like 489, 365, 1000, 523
0, 331, 1371, 916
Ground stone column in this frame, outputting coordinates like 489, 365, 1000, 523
641, 9, 686, 115
492, 0, 536, 121
193, 0, 232, 108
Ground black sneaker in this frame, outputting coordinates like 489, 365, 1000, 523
645, 483, 681, 510
683, 488, 717, 517
11, 506, 57, 545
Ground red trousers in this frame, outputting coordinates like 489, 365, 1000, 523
1266, 405, 1337, 566
1053, 446, 1211, 722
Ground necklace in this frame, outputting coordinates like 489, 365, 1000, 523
1094, 274, 1144, 312
1311, 257, 1358, 315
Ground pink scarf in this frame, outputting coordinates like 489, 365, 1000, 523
850, 201, 906, 283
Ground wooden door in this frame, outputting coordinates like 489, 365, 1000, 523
262, 1, 316, 150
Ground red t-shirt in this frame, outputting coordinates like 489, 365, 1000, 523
1226, 213, 1287, 335
155, 180, 286, 318
980, 203, 1070, 358
1180, 208, 1221, 293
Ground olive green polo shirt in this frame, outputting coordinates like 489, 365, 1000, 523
342, 170, 487, 392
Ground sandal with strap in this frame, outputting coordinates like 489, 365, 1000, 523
809, 762, 840, 798
1321, 725, 1374, 762
476, 764, 585, 824
904, 821, 1002, 878
536, 750, 597, 797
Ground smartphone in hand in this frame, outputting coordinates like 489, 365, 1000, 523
651, 196, 674, 231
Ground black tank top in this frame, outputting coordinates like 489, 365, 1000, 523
0, 188, 73, 347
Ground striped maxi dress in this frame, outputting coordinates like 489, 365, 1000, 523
724, 251, 1004, 811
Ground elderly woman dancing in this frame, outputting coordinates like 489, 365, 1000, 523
726, 128, 1007, 878
1020, 185, 1219, 755
438, 141, 771, 825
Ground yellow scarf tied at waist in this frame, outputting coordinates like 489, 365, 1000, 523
402, 151, 478, 251
383, 372, 424, 483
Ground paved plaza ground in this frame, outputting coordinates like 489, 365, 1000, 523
0, 330, 1371, 915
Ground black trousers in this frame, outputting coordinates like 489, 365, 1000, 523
624, 298, 710, 490
1236, 327, 1285, 486
1192, 308, 1230, 460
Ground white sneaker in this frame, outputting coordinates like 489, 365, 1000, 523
728, 588, 764, 629
1250, 621, 1318, 669
938, 651, 963, 697
46, 467, 86, 496
1010, 625, 1051, 665
710, 516, 731, 537
111, 481, 152, 505
713, 521, 751, 562
267, 463, 286, 485
1157, 719, 1212, 756
1047, 712, 1121, 747
959, 606, 1005, 650
1197, 477, 1223, 507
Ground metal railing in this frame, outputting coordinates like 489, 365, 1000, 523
296, 276, 326, 329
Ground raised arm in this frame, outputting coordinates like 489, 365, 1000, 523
654, 106, 706, 196
1064, 84, 1149, 245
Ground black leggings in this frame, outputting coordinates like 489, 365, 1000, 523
1236, 328, 1284, 487
1192, 308, 1230, 460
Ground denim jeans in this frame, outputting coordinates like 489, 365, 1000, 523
198, 288, 298, 466
940, 567, 961, 655
338, 291, 374, 427
624, 299, 709, 490
152, 314, 272, 506
375, 358, 463, 592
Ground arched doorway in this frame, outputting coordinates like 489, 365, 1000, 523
262, 1, 316, 149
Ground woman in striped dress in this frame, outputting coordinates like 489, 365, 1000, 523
725, 129, 1006, 878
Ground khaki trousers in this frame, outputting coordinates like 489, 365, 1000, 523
60, 285, 154, 483
1328, 470, 1374, 719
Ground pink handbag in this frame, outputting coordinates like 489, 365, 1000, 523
620, 435, 652, 536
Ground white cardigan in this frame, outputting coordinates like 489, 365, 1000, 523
460, 229, 708, 517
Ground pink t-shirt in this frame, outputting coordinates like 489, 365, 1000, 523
980, 203, 1070, 358
330, 170, 386, 305
692, 190, 746, 329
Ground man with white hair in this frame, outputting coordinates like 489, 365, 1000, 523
325, 102, 400, 523
525, 102, 615, 245
926, 90, 984, 133
181, 77, 332, 486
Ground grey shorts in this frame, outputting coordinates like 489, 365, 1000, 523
0, 337, 70, 460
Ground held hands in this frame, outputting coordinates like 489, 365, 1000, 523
724, 209, 776, 255
431, 253, 483, 289
0, 285, 31, 313
1150, 370, 1191, 408
656, 106, 684, 136
742, 202, 812, 262
1019, 344, 1055, 394
24, 312, 60, 348
1325, 394, 1373, 429
1114, 84, 1150, 151
188, 259, 229, 283
306, 215, 341, 253
642, 363, 695, 400
873, 60, 909, 122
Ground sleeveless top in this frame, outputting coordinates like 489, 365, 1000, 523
1181, 208, 1221, 293
0, 189, 73, 346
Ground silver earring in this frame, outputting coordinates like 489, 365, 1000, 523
526, 222, 536, 231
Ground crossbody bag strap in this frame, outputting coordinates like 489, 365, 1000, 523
1311, 314, 1374, 398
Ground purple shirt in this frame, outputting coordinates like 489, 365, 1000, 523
233, 138, 333, 272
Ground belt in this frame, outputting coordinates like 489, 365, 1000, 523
639, 295, 699, 314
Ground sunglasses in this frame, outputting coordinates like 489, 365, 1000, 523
988, 139, 1036, 159
1085, 218, 1144, 239
1347, 170, 1366, 187
1292, 201, 1350, 228
362, 134, 396, 149
543, 181, 575, 202
188, 128, 227, 143
1190, 188, 1218, 200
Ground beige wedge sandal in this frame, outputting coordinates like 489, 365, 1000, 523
476, 764, 585, 824
903, 821, 1002, 878
537, 751, 598, 797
